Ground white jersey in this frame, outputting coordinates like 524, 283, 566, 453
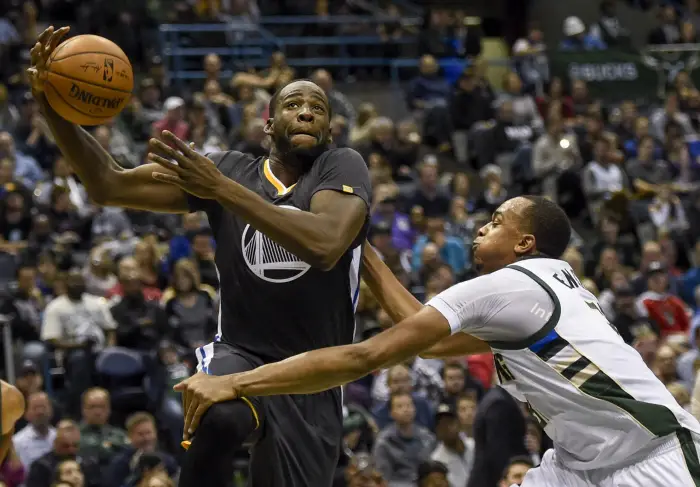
427, 257, 700, 470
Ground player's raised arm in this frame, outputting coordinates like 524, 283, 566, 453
362, 242, 490, 358
149, 132, 370, 270
28, 27, 188, 214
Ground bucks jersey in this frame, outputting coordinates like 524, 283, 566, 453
427, 257, 700, 470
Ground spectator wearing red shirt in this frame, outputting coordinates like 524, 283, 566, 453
636, 261, 690, 339
152, 97, 189, 145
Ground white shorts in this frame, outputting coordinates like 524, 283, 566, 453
519, 431, 700, 487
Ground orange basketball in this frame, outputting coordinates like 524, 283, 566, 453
44, 35, 133, 126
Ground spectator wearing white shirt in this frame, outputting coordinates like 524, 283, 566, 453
512, 25, 549, 96
582, 136, 627, 221
13, 392, 56, 470
431, 404, 475, 487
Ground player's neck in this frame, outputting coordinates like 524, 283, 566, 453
267, 153, 301, 188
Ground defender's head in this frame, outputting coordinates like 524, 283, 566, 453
472, 196, 571, 274
265, 80, 332, 162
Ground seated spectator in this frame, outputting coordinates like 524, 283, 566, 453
161, 259, 217, 350
372, 364, 435, 431
344, 453, 387, 487
356, 118, 401, 173
648, 5, 681, 45
652, 344, 680, 385
613, 283, 657, 343
636, 261, 690, 339
456, 394, 477, 439
439, 362, 482, 406
107, 256, 162, 302
560, 16, 607, 51
512, 24, 549, 96
406, 55, 450, 114
78, 388, 129, 468
431, 403, 474, 487
450, 67, 494, 136
82, 248, 117, 298
626, 135, 674, 195
406, 157, 451, 218
104, 413, 177, 487
494, 72, 544, 132
651, 92, 695, 142
590, 0, 630, 47
648, 188, 689, 235
349, 103, 378, 146
133, 240, 167, 290
582, 136, 627, 218
373, 392, 436, 486
311, 69, 356, 128
498, 456, 534, 487
372, 358, 444, 408
1, 264, 43, 343
412, 217, 467, 277
0, 190, 32, 254
53, 459, 84, 487
13, 392, 56, 470
34, 157, 89, 216
26, 420, 100, 487
0, 131, 43, 189
152, 97, 189, 144
535, 77, 573, 120
416, 460, 449, 487
532, 112, 582, 203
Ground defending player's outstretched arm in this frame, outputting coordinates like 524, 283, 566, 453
28, 27, 190, 214
362, 243, 490, 359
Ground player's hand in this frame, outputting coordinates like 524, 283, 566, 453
174, 372, 241, 440
27, 25, 70, 95
148, 131, 225, 200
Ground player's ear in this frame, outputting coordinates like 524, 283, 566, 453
515, 233, 536, 256
264, 118, 273, 136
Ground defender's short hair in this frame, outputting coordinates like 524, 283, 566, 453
521, 195, 571, 259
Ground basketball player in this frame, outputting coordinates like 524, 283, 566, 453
0, 381, 25, 464
178, 196, 700, 487
29, 26, 371, 487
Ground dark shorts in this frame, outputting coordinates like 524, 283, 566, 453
195, 341, 343, 487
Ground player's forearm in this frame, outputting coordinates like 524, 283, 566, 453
234, 345, 378, 396
212, 177, 340, 269
0, 432, 13, 465
361, 243, 423, 323
36, 93, 121, 197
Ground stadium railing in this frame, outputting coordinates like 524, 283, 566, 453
160, 15, 429, 85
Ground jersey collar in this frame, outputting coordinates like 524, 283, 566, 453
261, 159, 296, 198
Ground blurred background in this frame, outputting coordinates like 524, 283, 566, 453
1, 0, 700, 486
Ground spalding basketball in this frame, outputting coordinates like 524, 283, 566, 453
44, 35, 133, 126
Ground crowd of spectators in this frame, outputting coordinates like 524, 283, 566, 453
3, 1, 700, 487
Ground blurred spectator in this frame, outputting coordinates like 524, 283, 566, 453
430, 403, 474, 487
512, 24, 549, 96
648, 5, 681, 45
494, 72, 543, 132
0, 131, 43, 189
636, 261, 690, 338
560, 17, 607, 51
650, 93, 695, 141
13, 391, 56, 470
372, 364, 435, 431
590, 0, 630, 47
416, 460, 449, 487
498, 456, 534, 487
373, 392, 436, 487
54, 459, 85, 487
25, 419, 100, 487
78, 388, 129, 468
311, 69, 356, 128
406, 55, 450, 114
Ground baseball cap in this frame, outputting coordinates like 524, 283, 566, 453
647, 261, 666, 276
19, 359, 38, 376
435, 403, 456, 421
164, 96, 185, 111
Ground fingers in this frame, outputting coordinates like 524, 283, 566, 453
148, 152, 181, 173
149, 137, 191, 168
188, 402, 211, 437
47, 27, 70, 56
152, 172, 185, 186
37, 26, 54, 46
162, 131, 197, 157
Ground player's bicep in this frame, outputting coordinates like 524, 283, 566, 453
105, 163, 189, 213
309, 190, 368, 259
420, 333, 490, 359
361, 306, 452, 370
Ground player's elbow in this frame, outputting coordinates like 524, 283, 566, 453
307, 241, 343, 271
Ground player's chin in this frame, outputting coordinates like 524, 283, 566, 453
289, 134, 319, 148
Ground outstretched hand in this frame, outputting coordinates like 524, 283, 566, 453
174, 372, 242, 440
148, 131, 225, 200
27, 25, 71, 95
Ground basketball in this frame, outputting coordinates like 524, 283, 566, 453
44, 35, 133, 126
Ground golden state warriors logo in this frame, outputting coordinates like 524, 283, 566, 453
241, 205, 311, 283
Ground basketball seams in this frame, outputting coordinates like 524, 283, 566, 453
45, 80, 115, 122
47, 70, 132, 94
50, 36, 81, 61
51, 50, 129, 64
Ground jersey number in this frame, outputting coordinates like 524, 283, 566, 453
585, 300, 621, 337
494, 353, 515, 383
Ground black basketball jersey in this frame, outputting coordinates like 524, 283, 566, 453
187, 148, 371, 362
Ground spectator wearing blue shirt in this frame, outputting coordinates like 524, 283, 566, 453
560, 16, 608, 51
412, 217, 468, 276
372, 364, 435, 431
0, 131, 44, 189
406, 55, 451, 113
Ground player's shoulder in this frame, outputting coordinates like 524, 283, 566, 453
318, 147, 367, 167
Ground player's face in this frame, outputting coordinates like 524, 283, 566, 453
472, 198, 536, 275
266, 81, 331, 161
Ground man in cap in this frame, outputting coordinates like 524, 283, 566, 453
431, 403, 474, 487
